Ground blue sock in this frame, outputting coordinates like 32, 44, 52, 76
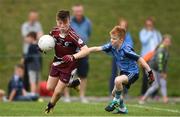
114, 90, 121, 100
120, 99, 124, 108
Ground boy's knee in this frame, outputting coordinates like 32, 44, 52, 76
46, 84, 55, 91
115, 77, 122, 85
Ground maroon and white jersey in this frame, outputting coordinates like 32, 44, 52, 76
49, 26, 85, 58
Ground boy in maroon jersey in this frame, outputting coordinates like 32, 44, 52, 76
45, 10, 89, 114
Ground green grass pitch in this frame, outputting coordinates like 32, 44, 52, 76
0, 101, 180, 116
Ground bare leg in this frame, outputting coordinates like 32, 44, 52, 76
29, 71, 37, 93
114, 75, 129, 113
50, 80, 66, 105
46, 76, 59, 91
45, 76, 64, 114
111, 75, 128, 98
0, 89, 5, 101
63, 87, 71, 102
105, 75, 128, 112
114, 75, 128, 92
79, 78, 88, 103
112, 87, 116, 97
30, 82, 36, 93
80, 78, 87, 97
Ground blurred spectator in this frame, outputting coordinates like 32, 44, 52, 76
139, 17, 162, 95
109, 18, 134, 97
64, 4, 92, 103
7, 64, 38, 101
24, 32, 41, 94
0, 89, 5, 102
21, 9, 43, 54
21, 10, 43, 91
139, 34, 171, 104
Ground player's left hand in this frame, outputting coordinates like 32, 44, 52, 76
62, 55, 75, 63
148, 70, 154, 85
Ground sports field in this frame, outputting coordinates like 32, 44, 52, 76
0, 100, 180, 116
0, 0, 180, 97
0, 0, 180, 116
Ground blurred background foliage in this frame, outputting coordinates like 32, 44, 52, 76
0, 0, 180, 96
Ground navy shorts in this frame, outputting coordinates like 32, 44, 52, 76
120, 71, 139, 89
77, 57, 89, 78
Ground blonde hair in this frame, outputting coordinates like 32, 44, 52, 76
163, 34, 172, 40
110, 26, 126, 39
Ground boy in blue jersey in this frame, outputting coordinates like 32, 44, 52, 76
89, 26, 154, 114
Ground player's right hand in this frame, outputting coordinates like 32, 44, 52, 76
148, 70, 154, 85
62, 55, 75, 63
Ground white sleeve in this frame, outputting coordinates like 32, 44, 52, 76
21, 23, 28, 37
36, 22, 43, 33
139, 29, 153, 45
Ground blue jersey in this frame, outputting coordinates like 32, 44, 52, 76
102, 42, 140, 74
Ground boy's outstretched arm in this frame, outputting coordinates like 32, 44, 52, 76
89, 46, 103, 53
138, 57, 151, 71
73, 45, 89, 59
138, 57, 155, 84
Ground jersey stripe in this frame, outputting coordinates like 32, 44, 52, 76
69, 29, 79, 40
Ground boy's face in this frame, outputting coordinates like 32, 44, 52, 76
56, 18, 70, 34
110, 34, 124, 47
29, 12, 38, 23
25, 36, 33, 43
72, 6, 84, 21
145, 20, 154, 30
15, 67, 24, 78
164, 38, 172, 46
119, 21, 128, 30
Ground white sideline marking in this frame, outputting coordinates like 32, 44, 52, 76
129, 104, 180, 114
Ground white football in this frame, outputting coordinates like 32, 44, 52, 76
38, 35, 55, 51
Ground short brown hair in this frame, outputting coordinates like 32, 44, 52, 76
29, 9, 38, 13
145, 16, 155, 24
110, 26, 126, 38
15, 64, 24, 70
26, 32, 37, 40
56, 10, 70, 21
